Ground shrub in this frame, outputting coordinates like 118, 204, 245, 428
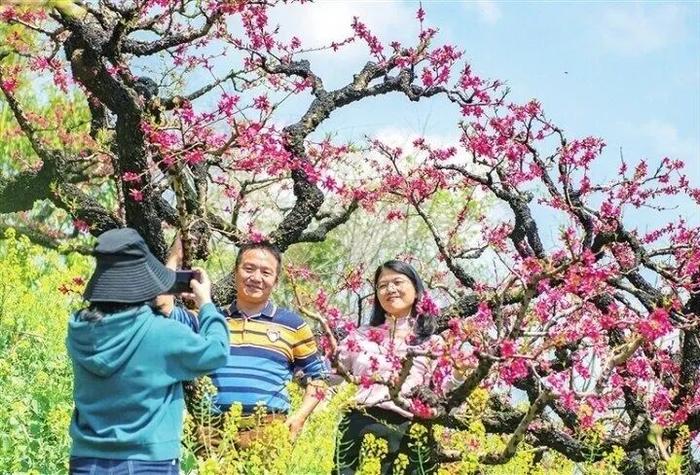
0, 229, 90, 474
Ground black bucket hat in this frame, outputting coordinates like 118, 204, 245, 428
83, 228, 176, 303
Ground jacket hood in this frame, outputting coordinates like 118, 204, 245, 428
67, 305, 156, 377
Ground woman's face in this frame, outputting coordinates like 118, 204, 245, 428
376, 268, 417, 318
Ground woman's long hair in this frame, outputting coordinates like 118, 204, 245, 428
368, 260, 436, 341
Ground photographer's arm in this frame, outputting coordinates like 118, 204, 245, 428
160, 270, 229, 380
154, 236, 183, 317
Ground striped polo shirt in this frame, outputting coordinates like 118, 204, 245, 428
171, 301, 327, 415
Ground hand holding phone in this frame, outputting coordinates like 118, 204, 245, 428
178, 268, 212, 308
170, 270, 200, 294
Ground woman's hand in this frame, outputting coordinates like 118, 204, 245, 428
181, 267, 212, 308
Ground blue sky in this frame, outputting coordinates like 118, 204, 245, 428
259, 0, 700, 235
268, 1, 699, 164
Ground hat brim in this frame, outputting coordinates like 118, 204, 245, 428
84, 253, 176, 304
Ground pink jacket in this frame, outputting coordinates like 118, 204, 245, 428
337, 317, 464, 419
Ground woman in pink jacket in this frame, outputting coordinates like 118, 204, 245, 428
334, 260, 463, 475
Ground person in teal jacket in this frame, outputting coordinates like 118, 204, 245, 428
66, 228, 229, 474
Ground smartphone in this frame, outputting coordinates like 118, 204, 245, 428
169, 270, 200, 294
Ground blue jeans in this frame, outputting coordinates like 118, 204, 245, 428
69, 457, 179, 475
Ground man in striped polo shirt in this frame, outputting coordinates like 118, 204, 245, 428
214, 241, 328, 438
166, 240, 328, 441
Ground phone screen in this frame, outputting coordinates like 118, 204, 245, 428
169, 270, 197, 294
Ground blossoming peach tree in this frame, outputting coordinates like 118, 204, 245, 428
1, 1, 698, 473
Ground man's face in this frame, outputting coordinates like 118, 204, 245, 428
235, 249, 279, 306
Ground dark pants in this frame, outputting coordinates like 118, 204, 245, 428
333, 408, 436, 475
69, 457, 179, 475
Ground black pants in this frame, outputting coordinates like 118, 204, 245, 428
333, 407, 436, 475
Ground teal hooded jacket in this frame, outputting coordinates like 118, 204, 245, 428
66, 302, 229, 460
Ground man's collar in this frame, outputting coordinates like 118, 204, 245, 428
228, 300, 276, 319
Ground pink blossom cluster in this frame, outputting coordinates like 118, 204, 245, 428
351, 17, 384, 59
636, 308, 673, 342
415, 293, 439, 318
0, 6, 47, 24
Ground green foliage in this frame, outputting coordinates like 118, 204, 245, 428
0, 228, 91, 474
658, 425, 692, 475
406, 423, 435, 473
357, 433, 389, 474
287, 383, 356, 475
0, 31, 91, 170
1, 24, 114, 238
181, 382, 356, 475
432, 388, 625, 475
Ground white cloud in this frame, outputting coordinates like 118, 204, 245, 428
369, 126, 425, 148
367, 126, 497, 195
639, 120, 700, 166
597, 4, 688, 55
463, 0, 502, 25
615, 120, 700, 227
370, 126, 459, 153
265, 1, 421, 88
269, 1, 418, 55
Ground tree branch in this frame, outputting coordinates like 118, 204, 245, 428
296, 200, 359, 244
